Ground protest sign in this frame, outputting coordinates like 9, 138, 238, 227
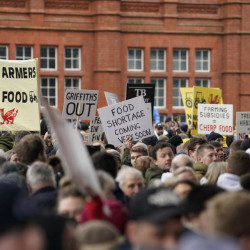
180, 87, 193, 127
98, 96, 154, 147
126, 83, 155, 123
198, 104, 233, 135
192, 87, 223, 135
104, 91, 120, 105
62, 89, 99, 120
236, 112, 250, 139
42, 96, 102, 196
0, 59, 40, 131
88, 116, 104, 143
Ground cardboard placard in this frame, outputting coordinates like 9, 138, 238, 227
236, 112, 250, 139
62, 89, 99, 120
88, 116, 104, 143
98, 96, 154, 147
104, 91, 120, 106
198, 104, 233, 135
0, 59, 40, 131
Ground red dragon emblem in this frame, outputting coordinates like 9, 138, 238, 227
0, 108, 18, 125
208, 94, 220, 104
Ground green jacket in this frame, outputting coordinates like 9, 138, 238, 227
145, 162, 165, 184
0, 133, 14, 152
194, 161, 208, 181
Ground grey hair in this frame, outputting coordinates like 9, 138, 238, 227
96, 170, 115, 192
27, 161, 56, 188
116, 167, 143, 189
171, 154, 194, 172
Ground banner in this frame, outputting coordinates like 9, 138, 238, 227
126, 83, 155, 123
62, 89, 98, 120
236, 112, 250, 139
104, 91, 120, 106
0, 59, 40, 131
180, 87, 194, 128
198, 104, 233, 135
88, 116, 104, 143
98, 96, 154, 147
42, 96, 102, 196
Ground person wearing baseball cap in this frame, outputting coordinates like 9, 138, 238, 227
125, 187, 184, 249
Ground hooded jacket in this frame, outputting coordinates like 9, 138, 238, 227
145, 162, 166, 183
194, 162, 208, 181
217, 173, 243, 192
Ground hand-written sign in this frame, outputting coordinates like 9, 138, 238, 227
62, 89, 99, 120
98, 96, 154, 147
104, 92, 120, 106
0, 59, 40, 131
88, 116, 104, 143
236, 112, 250, 139
198, 104, 233, 135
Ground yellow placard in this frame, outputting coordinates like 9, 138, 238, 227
0, 59, 40, 131
192, 86, 223, 135
180, 87, 194, 127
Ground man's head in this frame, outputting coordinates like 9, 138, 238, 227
152, 142, 174, 170
196, 144, 217, 167
209, 141, 224, 162
183, 185, 224, 232
126, 187, 183, 249
116, 167, 144, 198
154, 123, 164, 136
26, 161, 56, 194
227, 151, 250, 176
130, 144, 148, 168
207, 132, 223, 146
15, 134, 46, 165
230, 139, 243, 155
188, 137, 207, 161
171, 154, 193, 172
165, 117, 172, 129
208, 192, 250, 249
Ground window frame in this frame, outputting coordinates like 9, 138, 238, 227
40, 46, 57, 70
64, 47, 81, 70
40, 77, 58, 107
195, 78, 211, 88
127, 78, 144, 84
0, 45, 8, 60
195, 49, 210, 72
173, 49, 189, 72
151, 78, 166, 108
16, 45, 33, 60
64, 77, 81, 91
150, 49, 166, 72
127, 48, 144, 72
172, 78, 188, 108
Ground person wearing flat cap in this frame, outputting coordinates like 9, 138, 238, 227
124, 187, 184, 250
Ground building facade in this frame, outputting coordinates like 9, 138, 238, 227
0, 0, 249, 122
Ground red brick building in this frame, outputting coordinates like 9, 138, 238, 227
0, 0, 249, 122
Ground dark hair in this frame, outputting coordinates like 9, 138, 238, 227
183, 185, 224, 216
228, 151, 250, 176
230, 139, 243, 151
240, 139, 250, 151
187, 137, 207, 152
152, 142, 174, 160
15, 134, 45, 165
209, 141, 221, 148
92, 152, 117, 178
14, 131, 31, 145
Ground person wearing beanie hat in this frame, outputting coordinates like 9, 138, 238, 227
207, 132, 223, 145
164, 117, 174, 139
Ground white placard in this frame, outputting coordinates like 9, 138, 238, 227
236, 112, 250, 139
62, 89, 99, 120
88, 116, 104, 143
98, 96, 154, 147
104, 91, 120, 106
198, 104, 233, 135
42, 96, 102, 197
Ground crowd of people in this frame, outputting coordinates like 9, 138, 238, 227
0, 115, 250, 250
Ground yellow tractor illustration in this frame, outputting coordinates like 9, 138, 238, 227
185, 92, 193, 108
194, 91, 206, 109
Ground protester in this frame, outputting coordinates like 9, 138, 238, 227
171, 179, 197, 200
217, 151, 250, 191
173, 167, 198, 184
187, 137, 207, 161
209, 141, 224, 161
154, 123, 164, 138
134, 155, 151, 178
145, 142, 175, 183
26, 161, 57, 214
230, 139, 243, 154
201, 162, 226, 185
194, 144, 217, 181
207, 132, 223, 146
130, 144, 148, 168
